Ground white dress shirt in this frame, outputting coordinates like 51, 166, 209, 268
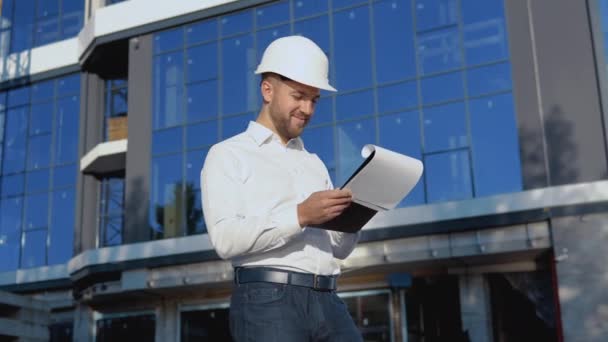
201, 121, 359, 275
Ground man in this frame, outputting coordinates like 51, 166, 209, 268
201, 36, 362, 341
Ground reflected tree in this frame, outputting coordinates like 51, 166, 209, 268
153, 182, 204, 239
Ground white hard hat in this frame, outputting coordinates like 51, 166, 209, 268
255, 35, 336, 92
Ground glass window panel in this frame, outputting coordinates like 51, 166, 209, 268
150, 154, 184, 239
181, 309, 231, 341
2, 107, 28, 174
302, 125, 335, 172
37, 0, 59, 18
377, 81, 418, 114
221, 35, 256, 115
30, 101, 53, 135
21, 229, 46, 268
62, 0, 84, 13
153, 52, 185, 129
336, 118, 376, 185
421, 71, 464, 105
26, 169, 50, 193
220, 10, 253, 37
96, 315, 156, 342
186, 190, 205, 235
467, 62, 512, 97
470, 93, 522, 196
25, 193, 48, 229
0, 210, 20, 272
53, 164, 76, 188
336, 89, 374, 121
28, 135, 52, 170
7, 87, 30, 107
222, 113, 254, 139
49, 322, 73, 342
104, 178, 125, 215
57, 74, 80, 96
55, 95, 79, 164
256, 25, 290, 61
294, 0, 328, 19
35, 16, 59, 46
333, 0, 368, 9
415, 0, 458, 31
48, 188, 74, 264
1, 174, 24, 197
32, 80, 55, 101
187, 121, 218, 149
374, 0, 417, 84
152, 127, 183, 156
154, 28, 183, 53
294, 15, 330, 53
101, 215, 123, 247
425, 150, 472, 202
423, 102, 468, 152
379, 111, 425, 206
256, 1, 289, 28
186, 80, 218, 123
186, 20, 217, 45
334, 7, 372, 90
462, 0, 509, 65
309, 96, 332, 125
10, 0, 35, 53
110, 87, 128, 117
61, 0, 84, 39
0, 0, 13, 29
417, 27, 462, 75
187, 42, 217, 83
0, 197, 23, 236
186, 149, 208, 189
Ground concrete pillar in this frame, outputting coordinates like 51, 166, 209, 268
156, 300, 178, 342
73, 303, 95, 342
458, 274, 493, 342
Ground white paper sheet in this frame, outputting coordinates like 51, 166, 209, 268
342, 145, 424, 211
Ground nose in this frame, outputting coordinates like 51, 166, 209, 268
300, 100, 314, 116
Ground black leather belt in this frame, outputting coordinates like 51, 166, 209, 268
234, 267, 337, 291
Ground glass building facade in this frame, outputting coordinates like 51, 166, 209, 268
0, 74, 80, 272
1, 0, 605, 341
0, 0, 84, 56
149, 0, 522, 240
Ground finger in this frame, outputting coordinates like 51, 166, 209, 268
324, 189, 353, 199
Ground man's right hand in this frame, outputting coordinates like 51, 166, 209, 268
297, 189, 353, 228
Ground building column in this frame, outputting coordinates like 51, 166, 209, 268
156, 300, 178, 342
458, 274, 493, 342
73, 303, 95, 342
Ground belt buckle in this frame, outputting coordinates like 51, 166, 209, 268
313, 274, 320, 289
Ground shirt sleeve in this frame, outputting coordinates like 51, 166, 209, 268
318, 158, 360, 260
201, 144, 302, 260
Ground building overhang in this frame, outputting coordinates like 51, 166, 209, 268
80, 139, 128, 177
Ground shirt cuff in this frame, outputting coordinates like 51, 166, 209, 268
273, 204, 302, 239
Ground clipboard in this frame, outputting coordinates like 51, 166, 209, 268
312, 145, 424, 233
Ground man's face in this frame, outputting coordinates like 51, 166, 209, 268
264, 76, 321, 143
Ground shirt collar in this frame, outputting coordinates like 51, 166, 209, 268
246, 121, 305, 150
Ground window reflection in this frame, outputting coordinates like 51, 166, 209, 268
0, 74, 79, 271
0, 0, 83, 56
337, 119, 376, 185
425, 150, 473, 202
149, 0, 521, 241
334, 6, 373, 90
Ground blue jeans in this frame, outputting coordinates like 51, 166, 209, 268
229, 282, 363, 342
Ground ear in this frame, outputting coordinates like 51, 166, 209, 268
260, 78, 274, 103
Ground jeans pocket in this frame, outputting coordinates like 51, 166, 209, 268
245, 282, 286, 305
